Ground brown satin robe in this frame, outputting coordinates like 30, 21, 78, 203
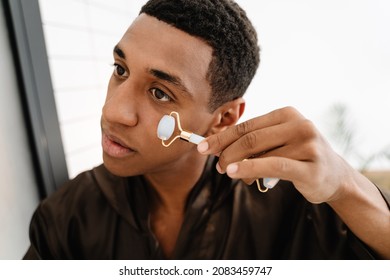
23, 157, 388, 259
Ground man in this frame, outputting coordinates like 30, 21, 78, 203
24, 0, 389, 259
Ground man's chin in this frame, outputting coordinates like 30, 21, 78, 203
102, 155, 138, 177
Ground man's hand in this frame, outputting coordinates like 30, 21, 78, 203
197, 106, 355, 204
198, 106, 390, 258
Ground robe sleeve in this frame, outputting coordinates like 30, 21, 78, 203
378, 185, 390, 209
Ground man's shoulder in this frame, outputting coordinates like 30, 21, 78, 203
27, 165, 141, 259
37, 164, 129, 219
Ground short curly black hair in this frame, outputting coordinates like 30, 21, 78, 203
140, 0, 260, 111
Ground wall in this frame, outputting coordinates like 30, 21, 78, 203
0, 3, 40, 259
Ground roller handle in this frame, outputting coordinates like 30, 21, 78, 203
189, 134, 205, 145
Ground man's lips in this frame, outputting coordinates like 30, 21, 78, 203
102, 132, 136, 158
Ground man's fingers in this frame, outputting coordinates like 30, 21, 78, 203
197, 121, 256, 155
217, 119, 316, 173
198, 107, 304, 155
225, 156, 309, 184
242, 178, 256, 185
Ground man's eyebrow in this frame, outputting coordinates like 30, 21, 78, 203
113, 45, 125, 59
149, 69, 192, 97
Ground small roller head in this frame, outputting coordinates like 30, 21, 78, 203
157, 115, 176, 140
263, 178, 279, 189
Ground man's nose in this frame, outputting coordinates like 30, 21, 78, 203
102, 81, 139, 127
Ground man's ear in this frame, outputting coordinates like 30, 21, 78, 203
207, 98, 245, 135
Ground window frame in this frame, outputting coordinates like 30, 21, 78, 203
3, 0, 68, 198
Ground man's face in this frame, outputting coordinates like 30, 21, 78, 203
101, 14, 215, 177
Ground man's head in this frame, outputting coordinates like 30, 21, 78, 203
140, 0, 260, 111
101, 0, 260, 177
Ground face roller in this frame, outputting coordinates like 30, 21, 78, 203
157, 111, 205, 147
157, 111, 279, 191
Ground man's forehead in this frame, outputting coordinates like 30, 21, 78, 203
114, 14, 213, 102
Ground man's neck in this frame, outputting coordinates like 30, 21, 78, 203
144, 153, 208, 212
143, 153, 209, 259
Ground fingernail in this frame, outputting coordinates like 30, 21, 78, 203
226, 163, 238, 175
197, 141, 209, 153
216, 162, 225, 174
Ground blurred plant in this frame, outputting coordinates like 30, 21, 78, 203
328, 103, 356, 158
326, 103, 390, 172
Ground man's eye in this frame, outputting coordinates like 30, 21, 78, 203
150, 88, 172, 102
113, 63, 127, 77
